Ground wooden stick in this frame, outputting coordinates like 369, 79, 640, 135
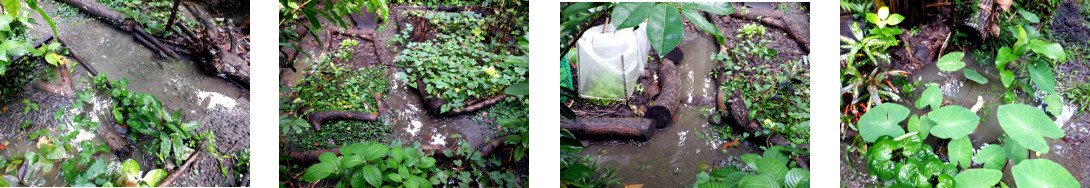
158, 151, 203, 187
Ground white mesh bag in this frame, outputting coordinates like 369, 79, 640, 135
576, 23, 650, 100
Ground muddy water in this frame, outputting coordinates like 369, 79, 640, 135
845, 55, 1086, 185
385, 68, 494, 148
577, 33, 754, 187
0, 2, 249, 186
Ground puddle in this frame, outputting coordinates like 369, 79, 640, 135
0, 2, 250, 186
578, 33, 754, 187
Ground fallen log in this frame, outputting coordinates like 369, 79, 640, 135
646, 59, 681, 128
560, 117, 654, 140
306, 111, 380, 130
729, 3, 810, 53
721, 90, 794, 147
158, 151, 203, 187
98, 125, 134, 161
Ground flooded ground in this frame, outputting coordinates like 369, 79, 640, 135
841, 48, 1090, 186
577, 33, 757, 187
0, 1, 249, 186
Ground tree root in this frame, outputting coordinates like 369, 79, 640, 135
158, 151, 203, 187
646, 59, 681, 128
729, 3, 810, 53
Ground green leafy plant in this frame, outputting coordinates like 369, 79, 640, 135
303, 142, 438, 187
736, 23, 766, 39
694, 148, 809, 188
561, 2, 735, 58
279, 0, 389, 70
94, 74, 202, 166
560, 129, 620, 188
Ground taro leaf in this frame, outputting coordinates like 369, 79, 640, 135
1012, 159, 1080, 188
756, 157, 788, 183
948, 136, 974, 169
1027, 39, 1066, 62
1, 0, 19, 17
784, 168, 809, 188
858, 103, 910, 142
936, 52, 966, 72
1004, 136, 1028, 165
963, 69, 989, 84
302, 163, 336, 182
143, 169, 167, 187
737, 174, 780, 188
954, 169, 1003, 188
995, 47, 1016, 68
1028, 62, 1057, 95
1000, 69, 1015, 88
363, 143, 389, 162
907, 115, 934, 140
916, 84, 942, 110
611, 2, 653, 31
936, 174, 956, 188
975, 144, 1007, 170
927, 105, 980, 139
647, 3, 683, 57
1019, 10, 1040, 23
1044, 94, 1063, 116
681, 7, 724, 44
997, 104, 1065, 153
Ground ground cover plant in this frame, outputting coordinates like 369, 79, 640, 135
841, 0, 1089, 186
279, 0, 529, 187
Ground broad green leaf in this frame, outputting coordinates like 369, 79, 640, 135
737, 175, 780, 188
1, 0, 20, 17
1027, 40, 1066, 62
360, 165, 383, 187
995, 47, 1015, 68
997, 104, 1065, 153
916, 84, 942, 110
341, 143, 367, 157
1004, 136, 1028, 165
363, 143, 389, 161
1044, 94, 1063, 116
886, 14, 905, 25
936, 52, 966, 71
302, 163, 336, 182
504, 82, 529, 95
948, 136, 973, 169
907, 115, 934, 140
928, 105, 980, 139
318, 152, 338, 165
1019, 10, 1040, 23
647, 3, 683, 57
954, 169, 1003, 188
739, 154, 762, 170
763, 146, 790, 165
340, 155, 363, 169
756, 157, 788, 183
677, 2, 735, 15
143, 169, 167, 186
975, 144, 1007, 170
858, 103, 910, 142
784, 168, 809, 188
121, 159, 140, 178
963, 69, 988, 84
560, 164, 593, 180
1000, 70, 1015, 88
1028, 61, 1057, 95
611, 2, 653, 31
1012, 159, 1079, 188
681, 7, 723, 44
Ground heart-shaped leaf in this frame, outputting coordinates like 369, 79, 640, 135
963, 69, 988, 84
997, 104, 1065, 153
1027, 39, 1066, 62
954, 169, 1003, 188
948, 136, 973, 169
916, 84, 942, 110
1028, 61, 1057, 95
1044, 94, 1063, 116
1013, 159, 1079, 188
858, 103, 910, 142
907, 115, 934, 140
928, 105, 980, 139
975, 144, 1007, 170
936, 52, 966, 72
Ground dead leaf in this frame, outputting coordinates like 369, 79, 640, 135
625, 184, 644, 188
995, 0, 1012, 11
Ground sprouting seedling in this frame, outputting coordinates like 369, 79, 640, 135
866, 6, 904, 28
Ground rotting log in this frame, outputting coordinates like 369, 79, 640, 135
284, 148, 339, 163
158, 151, 203, 187
306, 111, 380, 130
560, 117, 654, 140
646, 59, 681, 128
58, 0, 250, 88
98, 125, 134, 160
411, 74, 510, 116
729, 3, 810, 53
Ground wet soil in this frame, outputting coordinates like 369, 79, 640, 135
0, 1, 251, 186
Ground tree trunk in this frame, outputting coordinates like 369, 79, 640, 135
560, 117, 654, 140
646, 59, 681, 128
306, 111, 380, 130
